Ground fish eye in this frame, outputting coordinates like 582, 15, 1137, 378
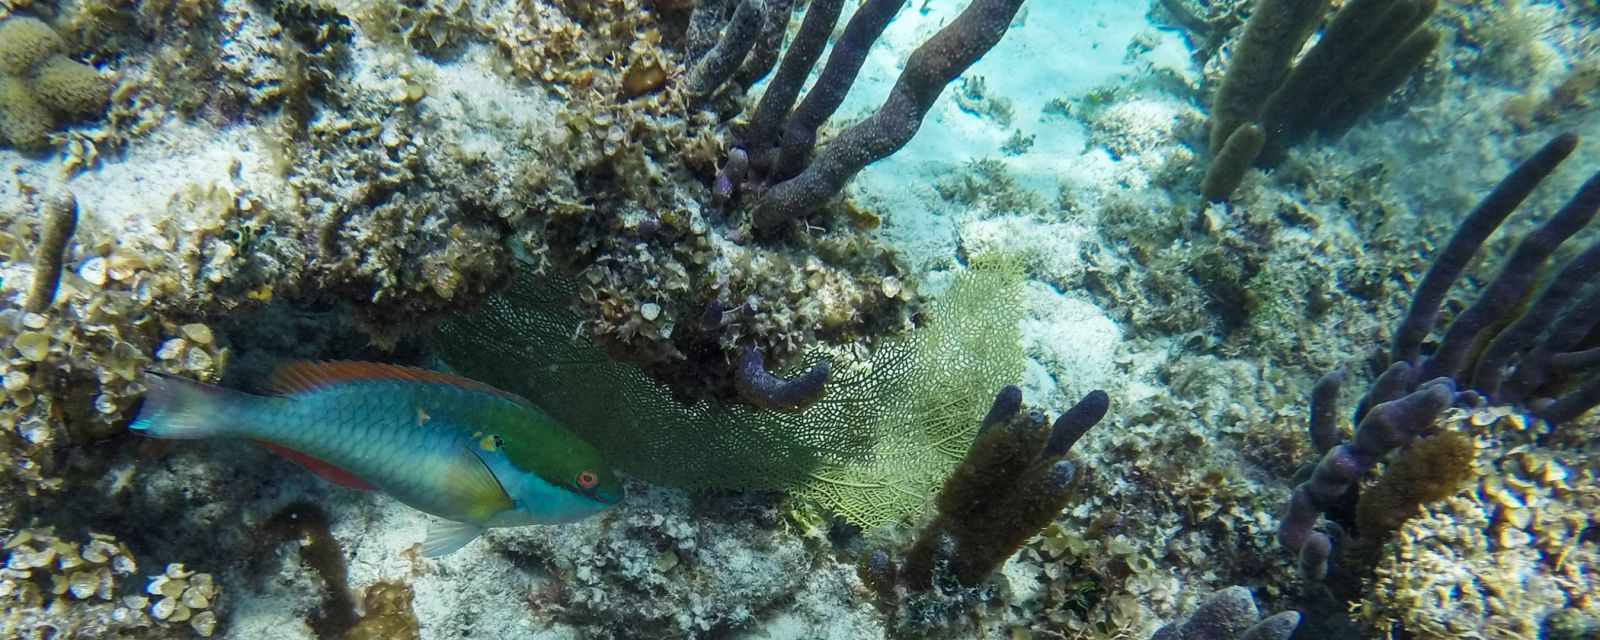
576, 470, 598, 489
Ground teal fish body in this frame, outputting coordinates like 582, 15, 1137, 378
130, 362, 622, 556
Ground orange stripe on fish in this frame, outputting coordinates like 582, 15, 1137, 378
267, 361, 531, 406
257, 441, 377, 491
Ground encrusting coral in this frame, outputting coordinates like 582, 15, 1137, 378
1359, 405, 1599, 637
1, 528, 220, 638
0, 186, 227, 526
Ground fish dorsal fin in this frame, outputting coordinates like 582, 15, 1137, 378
266, 361, 531, 405
257, 442, 377, 491
421, 519, 484, 557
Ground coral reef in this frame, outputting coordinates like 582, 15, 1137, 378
1149, 586, 1299, 640
428, 0, 921, 398
1359, 406, 1599, 637
1, 528, 220, 638
1275, 133, 1600, 635
860, 384, 1109, 630
0, 14, 110, 151
0, 0, 1592, 638
437, 255, 1024, 529
1282, 133, 1565, 574
0, 189, 228, 526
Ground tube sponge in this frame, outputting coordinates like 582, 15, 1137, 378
0, 16, 63, 76
0, 75, 54, 150
31, 56, 109, 117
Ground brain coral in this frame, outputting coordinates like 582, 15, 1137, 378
0, 75, 53, 149
0, 16, 62, 76
0, 14, 109, 151
30, 55, 109, 117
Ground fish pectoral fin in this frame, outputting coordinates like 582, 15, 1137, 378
421, 519, 484, 558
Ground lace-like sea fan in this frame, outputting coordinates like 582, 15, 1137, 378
434, 257, 1023, 529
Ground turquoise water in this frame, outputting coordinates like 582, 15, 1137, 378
1, 0, 1598, 638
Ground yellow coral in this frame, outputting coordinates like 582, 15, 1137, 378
1361, 408, 1600, 637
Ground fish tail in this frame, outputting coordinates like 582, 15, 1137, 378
130, 373, 261, 439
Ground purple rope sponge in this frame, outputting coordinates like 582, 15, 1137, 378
733, 345, 830, 411
751, 0, 1027, 230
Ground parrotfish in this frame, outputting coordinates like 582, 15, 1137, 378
129, 361, 622, 556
